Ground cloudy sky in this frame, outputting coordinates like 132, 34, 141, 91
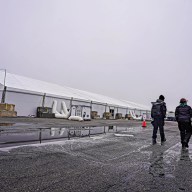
0, 0, 191, 111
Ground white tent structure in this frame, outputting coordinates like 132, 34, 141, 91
0, 71, 151, 118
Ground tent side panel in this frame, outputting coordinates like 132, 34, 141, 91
140, 110, 146, 116
117, 108, 127, 117
5, 91, 43, 116
114, 107, 117, 119
135, 109, 141, 116
146, 111, 151, 120
105, 106, 110, 113
45, 96, 71, 112
92, 104, 106, 118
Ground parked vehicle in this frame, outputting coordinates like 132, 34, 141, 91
166, 112, 176, 121
166, 116, 176, 121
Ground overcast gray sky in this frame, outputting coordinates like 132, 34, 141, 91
0, 0, 192, 111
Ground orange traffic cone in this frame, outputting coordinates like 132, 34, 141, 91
142, 120, 147, 127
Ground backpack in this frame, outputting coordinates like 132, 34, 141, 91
151, 103, 163, 118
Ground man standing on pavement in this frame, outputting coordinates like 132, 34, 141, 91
151, 95, 167, 145
175, 98, 192, 149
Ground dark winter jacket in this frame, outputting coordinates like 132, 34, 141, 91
151, 99, 167, 119
175, 104, 192, 122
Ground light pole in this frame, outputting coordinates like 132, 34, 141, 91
0, 69, 7, 103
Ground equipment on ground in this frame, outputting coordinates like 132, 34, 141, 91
36, 107, 54, 118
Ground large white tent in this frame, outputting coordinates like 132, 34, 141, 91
0, 71, 150, 117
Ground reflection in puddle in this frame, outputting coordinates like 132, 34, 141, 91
0, 123, 15, 126
108, 126, 114, 130
59, 128, 65, 136
0, 126, 143, 148
0, 123, 31, 127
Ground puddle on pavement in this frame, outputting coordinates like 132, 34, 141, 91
148, 143, 192, 179
0, 126, 144, 148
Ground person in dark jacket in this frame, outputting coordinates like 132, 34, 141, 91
151, 95, 167, 145
175, 98, 192, 149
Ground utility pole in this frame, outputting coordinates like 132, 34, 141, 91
0, 69, 6, 103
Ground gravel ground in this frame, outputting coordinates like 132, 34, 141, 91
0, 118, 191, 192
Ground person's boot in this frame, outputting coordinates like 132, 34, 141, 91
152, 139, 156, 145
185, 143, 189, 148
182, 142, 187, 150
161, 138, 166, 145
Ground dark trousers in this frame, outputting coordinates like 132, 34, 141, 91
178, 121, 192, 145
152, 118, 165, 141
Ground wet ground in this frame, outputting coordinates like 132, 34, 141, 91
0, 117, 191, 192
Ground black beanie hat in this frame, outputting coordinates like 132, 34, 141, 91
159, 95, 165, 101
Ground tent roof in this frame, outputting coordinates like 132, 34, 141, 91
0, 71, 150, 110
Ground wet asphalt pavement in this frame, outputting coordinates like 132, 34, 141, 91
0, 118, 192, 192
